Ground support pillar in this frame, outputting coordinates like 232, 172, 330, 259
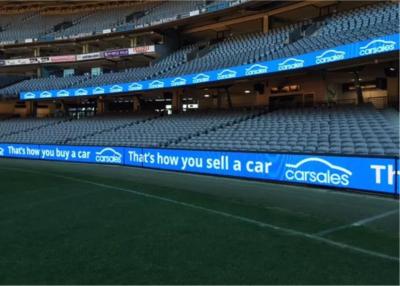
353, 71, 364, 104
133, 96, 140, 112
130, 37, 137, 48
172, 91, 181, 112
262, 15, 269, 33
33, 47, 40, 57
255, 81, 269, 107
82, 43, 89, 53
225, 87, 233, 109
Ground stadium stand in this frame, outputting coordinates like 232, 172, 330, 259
0, 75, 27, 89
172, 105, 400, 157
0, 11, 88, 42
0, 1, 397, 97
133, 1, 206, 26
71, 109, 257, 148
77, 44, 198, 88
49, 2, 157, 38
0, 2, 399, 282
0, 114, 155, 145
0, 75, 91, 97
0, 117, 63, 138
0, 1, 210, 43
0, 2, 398, 157
0, 105, 398, 157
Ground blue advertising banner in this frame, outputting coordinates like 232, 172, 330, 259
396, 159, 400, 195
124, 147, 146, 167
136, 149, 397, 194
20, 34, 400, 100
39, 145, 124, 164
0, 143, 397, 194
0, 143, 41, 159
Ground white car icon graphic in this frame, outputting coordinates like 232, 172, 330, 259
285, 157, 352, 175
128, 83, 143, 90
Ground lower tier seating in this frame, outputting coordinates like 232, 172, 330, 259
0, 105, 398, 157
171, 105, 399, 156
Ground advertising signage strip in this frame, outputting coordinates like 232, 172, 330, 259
104, 48, 131, 58
20, 34, 399, 100
130, 45, 155, 54
49, 55, 77, 63
0, 143, 398, 195
2, 45, 154, 67
76, 52, 103, 61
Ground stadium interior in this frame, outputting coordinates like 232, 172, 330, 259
0, 1, 399, 284
0, 0, 399, 158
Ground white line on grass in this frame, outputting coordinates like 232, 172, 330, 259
315, 209, 399, 237
1, 166, 398, 262
102, 164, 397, 202
3, 158, 397, 202
352, 209, 399, 226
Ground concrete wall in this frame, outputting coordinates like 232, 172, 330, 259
0, 101, 15, 114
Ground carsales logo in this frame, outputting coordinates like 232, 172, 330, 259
0, 147, 4, 156
245, 64, 268, 75
315, 50, 345, 64
278, 58, 304, 71
359, 39, 395, 56
23, 92, 36, 100
285, 157, 352, 186
95, 148, 122, 164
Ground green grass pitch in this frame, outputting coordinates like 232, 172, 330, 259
0, 158, 398, 284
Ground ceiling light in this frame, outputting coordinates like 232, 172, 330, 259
204, 94, 210, 98
244, 90, 251, 94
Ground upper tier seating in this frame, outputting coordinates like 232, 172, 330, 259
77, 45, 197, 88
0, 2, 398, 98
0, 75, 27, 89
134, 1, 206, 26
164, 2, 399, 76
0, 11, 88, 42
161, 22, 305, 77
0, 1, 209, 43
0, 75, 91, 97
49, 3, 157, 38
261, 2, 399, 61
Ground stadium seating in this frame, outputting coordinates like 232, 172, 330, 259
49, 3, 157, 38
71, 109, 257, 147
0, 3, 398, 158
0, 1, 209, 43
171, 105, 400, 157
77, 44, 198, 88
0, 75, 27, 89
263, 2, 399, 61
0, 1, 397, 98
164, 2, 399, 76
134, 1, 206, 26
0, 117, 62, 138
0, 75, 91, 97
0, 105, 398, 157
161, 22, 305, 77
0, 11, 89, 42
0, 114, 154, 145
